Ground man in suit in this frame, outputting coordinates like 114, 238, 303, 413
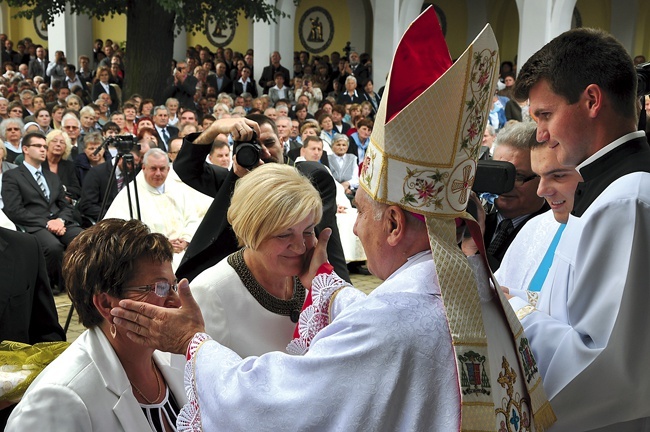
481, 122, 547, 270
347, 51, 370, 83
162, 61, 197, 110
174, 114, 350, 284
207, 61, 233, 95
28, 45, 48, 83
232, 66, 257, 98
259, 51, 291, 95
152, 105, 179, 152
0, 227, 66, 427
1, 132, 83, 292
78, 148, 139, 223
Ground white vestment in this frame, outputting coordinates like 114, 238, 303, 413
190, 254, 306, 358
495, 209, 558, 301
104, 172, 202, 271
509, 168, 650, 430
179, 252, 462, 431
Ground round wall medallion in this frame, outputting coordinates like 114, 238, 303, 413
298, 7, 334, 54
34, 14, 48, 41
205, 17, 236, 48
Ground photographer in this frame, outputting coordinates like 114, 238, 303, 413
294, 75, 322, 115
162, 61, 197, 110
46, 50, 67, 85
173, 115, 350, 284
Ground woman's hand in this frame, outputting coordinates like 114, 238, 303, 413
299, 228, 331, 288
110, 279, 206, 355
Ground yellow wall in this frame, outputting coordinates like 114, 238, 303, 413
93, 14, 127, 45
188, 11, 250, 54
5, 6, 47, 45
435, 0, 468, 59
294, 0, 350, 56
576, 0, 610, 31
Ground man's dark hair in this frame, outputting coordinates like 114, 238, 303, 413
22, 132, 46, 148
302, 135, 322, 149
514, 28, 637, 120
246, 113, 278, 137
102, 121, 120, 134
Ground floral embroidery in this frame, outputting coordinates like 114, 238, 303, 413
460, 48, 498, 156
401, 167, 448, 209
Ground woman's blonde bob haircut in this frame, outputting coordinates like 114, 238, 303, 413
228, 164, 322, 250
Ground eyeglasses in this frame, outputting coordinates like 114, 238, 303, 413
28, 144, 48, 150
514, 173, 540, 186
63, 125, 79, 130
123, 281, 178, 298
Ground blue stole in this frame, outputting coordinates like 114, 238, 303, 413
528, 223, 566, 292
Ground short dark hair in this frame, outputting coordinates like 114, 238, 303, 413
64, 219, 173, 328
302, 135, 322, 149
514, 28, 637, 120
246, 113, 278, 137
210, 139, 229, 154
102, 121, 120, 133
22, 131, 46, 148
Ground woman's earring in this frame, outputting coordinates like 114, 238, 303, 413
110, 323, 117, 339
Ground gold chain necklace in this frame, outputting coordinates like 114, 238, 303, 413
130, 358, 162, 405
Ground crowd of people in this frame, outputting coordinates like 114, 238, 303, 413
1, 9, 650, 431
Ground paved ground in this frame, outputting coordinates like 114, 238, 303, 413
55, 272, 383, 343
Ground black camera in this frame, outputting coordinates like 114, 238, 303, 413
104, 135, 140, 155
472, 160, 516, 195
233, 132, 262, 169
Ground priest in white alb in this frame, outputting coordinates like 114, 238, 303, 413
104, 148, 200, 270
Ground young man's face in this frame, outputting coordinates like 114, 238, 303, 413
529, 79, 594, 167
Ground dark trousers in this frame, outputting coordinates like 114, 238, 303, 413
31, 226, 83, 289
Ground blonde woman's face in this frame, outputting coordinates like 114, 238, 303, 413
48, 134, 67, 156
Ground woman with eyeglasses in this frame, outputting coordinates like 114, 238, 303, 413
5, 219, 187, 431
0, 117, 24, 163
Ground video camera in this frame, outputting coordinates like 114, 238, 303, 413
102, 135, 141, 155
233, 132, 262, 170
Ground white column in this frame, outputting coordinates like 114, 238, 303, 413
371, 0, 400, 89
277, 0, 295, 74
173, 29, 187, 62
515, 0, 576, 69
253, 2, 275, 94
48, 7, 92, 65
